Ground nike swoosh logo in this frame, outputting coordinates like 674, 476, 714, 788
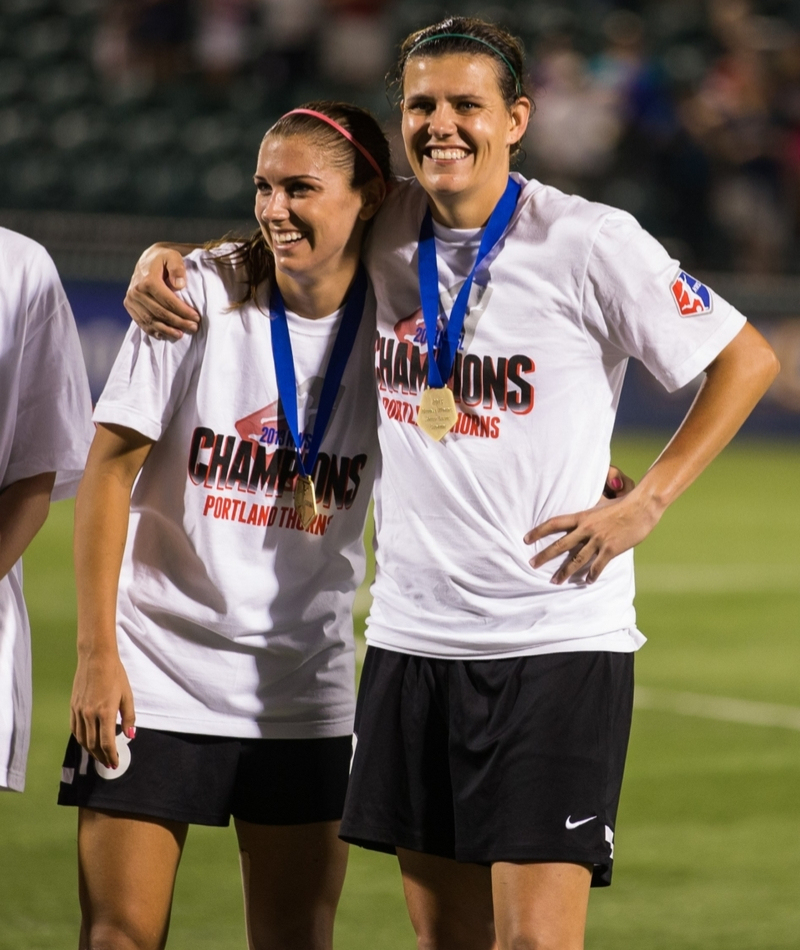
565, 815, 597, 830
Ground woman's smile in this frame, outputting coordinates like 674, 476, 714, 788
271, 229, 306, 247
424, 146, 472, 163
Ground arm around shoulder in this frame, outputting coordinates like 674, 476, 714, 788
124, 243, 202, 341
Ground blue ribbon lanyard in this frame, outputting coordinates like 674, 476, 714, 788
269, 264, 368, 479
417, 177, 521, 389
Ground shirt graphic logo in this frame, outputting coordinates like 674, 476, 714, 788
187, 370, 368, 536
671, 271, 712, 316
235, 374, 331, 451
565, 815, 596, 830
378, 281, 533, 440
394, 281, 492, 353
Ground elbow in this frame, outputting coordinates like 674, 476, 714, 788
32, 473, 56, 533
33, 495, 52, 537
755, 340, 781, 392
715, 324, 781, 395
766, 348, 781, 385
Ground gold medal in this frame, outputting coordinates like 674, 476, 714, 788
418, 386, 458, 441
293, 475, 317, 529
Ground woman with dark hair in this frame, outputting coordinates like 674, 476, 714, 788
124, 17, 778, 950
60, 102, 390, 950
336, 19, 776, 950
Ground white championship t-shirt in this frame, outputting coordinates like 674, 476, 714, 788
364, 176, 747, 659
94, 248, 378, 738
0, 228, 93, 791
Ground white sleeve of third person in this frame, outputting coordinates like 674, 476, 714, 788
6, 248, 94, 501
581, 209, 747, 393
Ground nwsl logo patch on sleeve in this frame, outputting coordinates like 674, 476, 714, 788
671, 270, 713, 316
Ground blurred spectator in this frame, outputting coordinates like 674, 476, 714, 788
680, 1, 794, 272
527, 35, 622, 192
194, 0, 255, 85
775, 34, 800, 250
132, 0, 193, 83
594, 10, 679, 149
592, 9, 647, 102
94, 0, 191, 86
319, 0, 391, 88
93, 0, 139, 85
593, 11, 702, 250
255, 0, 321, 93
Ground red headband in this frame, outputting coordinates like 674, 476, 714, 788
283, 108, 385, 185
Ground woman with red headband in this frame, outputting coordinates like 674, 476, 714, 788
123, 16, 777, 950
59, 102, 389, 950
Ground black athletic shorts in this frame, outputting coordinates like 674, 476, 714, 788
339, 647, 634, 887
58, 728, 352, 826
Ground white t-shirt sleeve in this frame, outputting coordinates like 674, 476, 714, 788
4, 251, 93, 501
582, 210, 747, 392
93, 271, 204, 440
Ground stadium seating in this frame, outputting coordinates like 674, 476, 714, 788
0, 0, 798, 273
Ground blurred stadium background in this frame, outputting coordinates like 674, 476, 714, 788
1, 0, 799, 947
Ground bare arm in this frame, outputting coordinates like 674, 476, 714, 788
124, 243, 201, 341
0, 471, 56, 581
70, 424, 152, 767
526, 322, 780, 583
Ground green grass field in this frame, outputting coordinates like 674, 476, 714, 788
2, 434, 799, 949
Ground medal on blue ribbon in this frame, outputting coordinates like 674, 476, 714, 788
269, 264, 368, 528
417, 176, 521, 440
